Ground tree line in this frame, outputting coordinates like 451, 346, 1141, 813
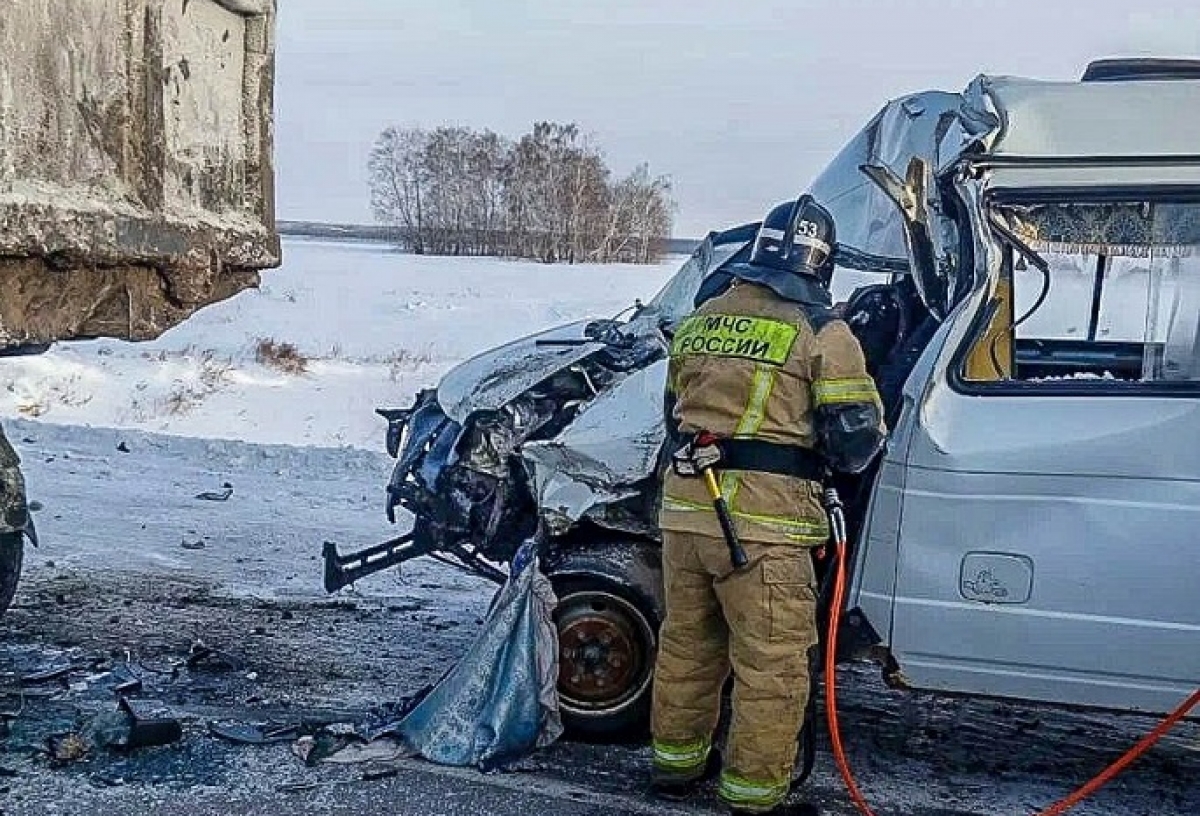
367, 122, 674, 263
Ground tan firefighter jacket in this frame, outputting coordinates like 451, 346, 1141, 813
659, 280, 883, 546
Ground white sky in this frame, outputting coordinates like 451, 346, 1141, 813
275, 0, 1200, 237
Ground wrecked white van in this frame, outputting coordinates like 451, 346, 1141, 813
324, 59, 1200, 738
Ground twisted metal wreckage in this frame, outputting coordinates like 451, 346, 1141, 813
325, 59, 1200, 744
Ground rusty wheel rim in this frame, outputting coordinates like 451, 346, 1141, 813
555, 589, 655, 716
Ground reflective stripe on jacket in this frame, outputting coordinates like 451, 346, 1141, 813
659, 280, 882, 545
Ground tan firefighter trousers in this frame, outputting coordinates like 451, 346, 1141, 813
651, 530, 818, 812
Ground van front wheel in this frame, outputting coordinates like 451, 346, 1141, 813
551, 575, 659, 742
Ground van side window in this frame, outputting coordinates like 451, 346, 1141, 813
960, 201, 1200, 387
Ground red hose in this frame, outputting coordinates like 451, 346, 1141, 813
1034, 685, 1200, 816
822, 522, 1200, 816
823, 519, 879, 816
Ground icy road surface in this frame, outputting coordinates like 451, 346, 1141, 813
1, 239, 1196, 814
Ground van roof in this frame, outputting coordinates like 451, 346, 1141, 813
979, 75, 1200, 161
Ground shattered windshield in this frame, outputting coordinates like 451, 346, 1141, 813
646, 237, 748, 322
644, 231, 893, 324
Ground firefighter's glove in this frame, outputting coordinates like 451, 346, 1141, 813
814, 402, 885, 475
671, 437, 722, 477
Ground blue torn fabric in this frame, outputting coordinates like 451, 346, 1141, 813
393, 540, 562, 768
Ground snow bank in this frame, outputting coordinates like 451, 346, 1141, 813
0, 238, 681, 449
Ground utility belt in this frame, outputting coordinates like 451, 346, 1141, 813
672, 434, 826, 482
669, 432, 829, 569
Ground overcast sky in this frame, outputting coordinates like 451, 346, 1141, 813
275, 0, 1200, 237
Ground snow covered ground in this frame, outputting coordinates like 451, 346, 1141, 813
0, 238, 684, 450
4, 416, 1196, 816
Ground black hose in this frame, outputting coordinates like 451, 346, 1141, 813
986, 213, 1053, 377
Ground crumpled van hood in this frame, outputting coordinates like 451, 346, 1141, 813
437, 320, 604, 423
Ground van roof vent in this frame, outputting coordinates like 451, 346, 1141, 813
1082, 58, 1200, 83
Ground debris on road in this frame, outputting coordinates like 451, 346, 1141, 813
117, 698, 183, 750
113, 678, 143, 697
387, 541, 562, 770
319, 738, 408, 766
186, 642, 241, 673
292, 730, 354, 766
20, 665, 74, 685
209, 721, 301, 746
45, 699, 184, 762
195, 484, 234, 502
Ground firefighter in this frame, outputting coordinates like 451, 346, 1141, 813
650, 196, 886, 815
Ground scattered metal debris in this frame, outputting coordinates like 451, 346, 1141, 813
131, 657, 179, 679
208, 721, 300, 745
118, 698, 183, 750
88, 773, 126, 788
113, 678, 143, 697
276, 780, 335, 794
360, 766, 401, 782
317, 737, 408, 766
292, 731, 354, 766
195, 484, 234, 502
186, 642, 241, 673
21, 664, 74, 685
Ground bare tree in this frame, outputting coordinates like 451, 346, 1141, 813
611, 163, 674, 262
367, 122, 674, 263
466, 130, 509, 255
420, 127, 469, 255
367, 127, 428, 253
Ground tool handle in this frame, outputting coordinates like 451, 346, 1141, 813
713, 496, 749, 569
701, 466, 749, 570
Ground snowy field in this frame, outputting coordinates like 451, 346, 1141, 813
9, 237, 1183, 450
0, 238, 683, 449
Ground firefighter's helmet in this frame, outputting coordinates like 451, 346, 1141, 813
749, 195, 835, 279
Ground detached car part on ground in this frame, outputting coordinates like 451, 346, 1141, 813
325, 58, 1200, 739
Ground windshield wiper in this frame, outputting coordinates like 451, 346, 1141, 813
534, 300, 647, 349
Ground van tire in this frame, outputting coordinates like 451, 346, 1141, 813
550, 574, 659, 742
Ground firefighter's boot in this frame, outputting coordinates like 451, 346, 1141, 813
650, 748, 722, 801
